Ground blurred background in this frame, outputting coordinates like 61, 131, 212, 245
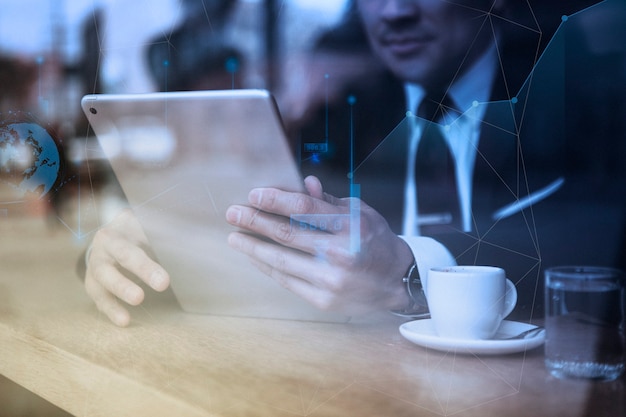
0, 0, 364, 236
0, 0, 351, 108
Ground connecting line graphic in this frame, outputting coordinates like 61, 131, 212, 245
225, 57, 240, 89
294, 76, 356, 249
36, 56, 49, 115
163, 59, 169, 92
347, 95, 360, 254
56, 169, 111, 242
338, 3, 581, 411
290, 94, 361, 254
303, 73, 331, 161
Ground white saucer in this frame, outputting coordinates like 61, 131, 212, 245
399, 320, 545, 355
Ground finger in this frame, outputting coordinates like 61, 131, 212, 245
227, 231, 332, 288
96, 232, 170, 292
244, 184, 353, 237
303, 175, 343, 206
84, 274, 132, 327
89, 261, 146, 306
245, 256, 337, 311
304, 175, 324, 199
246, 255, 316, 294
226, 205, 348, 255
247, 186, 347, 219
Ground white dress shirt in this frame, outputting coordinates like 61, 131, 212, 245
402, 45, 497, 236
398, 46, 498, 276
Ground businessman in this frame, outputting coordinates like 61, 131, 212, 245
225, 0, 626, 319
85, 0, 625, 325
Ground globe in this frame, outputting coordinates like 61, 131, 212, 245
0, 117, 61, 202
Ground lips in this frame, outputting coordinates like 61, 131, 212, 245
380, 34, 434, 56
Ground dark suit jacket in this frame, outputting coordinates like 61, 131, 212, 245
296, 4, 626, 320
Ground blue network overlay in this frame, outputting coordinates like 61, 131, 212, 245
1, 2, 621, 249
0, 0, 624, 413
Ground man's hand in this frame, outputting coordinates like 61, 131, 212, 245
225, 176, 413, 315
84, 209, 170, 326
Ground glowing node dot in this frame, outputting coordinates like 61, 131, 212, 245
163, 60, 169, 67
511, 97, 518, 104
325, 73, 329, 79
561, 15, 568, 22
347, 95, 356, 105
472, 100, 479, 107
347, 172, 353, 180
225, 57, 239, 73
406, 110, 413, 117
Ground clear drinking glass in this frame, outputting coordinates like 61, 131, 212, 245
544, 266, 625, 380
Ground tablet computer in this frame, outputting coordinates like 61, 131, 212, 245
81, 89, 349, 322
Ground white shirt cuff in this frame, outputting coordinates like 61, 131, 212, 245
398, 235, 457, 292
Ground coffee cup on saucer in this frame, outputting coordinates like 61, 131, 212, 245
425, 266, 517, 340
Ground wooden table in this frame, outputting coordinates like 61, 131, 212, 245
1, 214, 624, 417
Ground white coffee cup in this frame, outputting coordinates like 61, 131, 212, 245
426, 266, 517, 340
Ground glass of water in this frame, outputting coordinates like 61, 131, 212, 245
544, 266, 625, 381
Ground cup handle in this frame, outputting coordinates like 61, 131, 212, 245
503, 279, 518, 318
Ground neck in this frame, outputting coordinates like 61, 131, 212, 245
404, 44, 498, 115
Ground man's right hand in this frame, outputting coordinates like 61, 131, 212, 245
84, 209, 170, 327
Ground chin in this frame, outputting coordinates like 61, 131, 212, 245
376, 53, 428, 82
389, 64, 432, 86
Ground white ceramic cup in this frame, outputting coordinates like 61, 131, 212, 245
426, 266, 517, 340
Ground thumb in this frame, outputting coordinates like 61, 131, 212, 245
304, 175, 343, 206
304, 175, 324, 199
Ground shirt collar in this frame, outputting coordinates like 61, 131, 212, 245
404, 44, 498, 118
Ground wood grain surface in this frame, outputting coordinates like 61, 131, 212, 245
0, 208, 624, 417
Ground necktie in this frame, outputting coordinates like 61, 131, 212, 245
417, 93, 459, 124
414, 95, 461, 235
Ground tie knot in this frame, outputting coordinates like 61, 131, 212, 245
417, 93, 460, 123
